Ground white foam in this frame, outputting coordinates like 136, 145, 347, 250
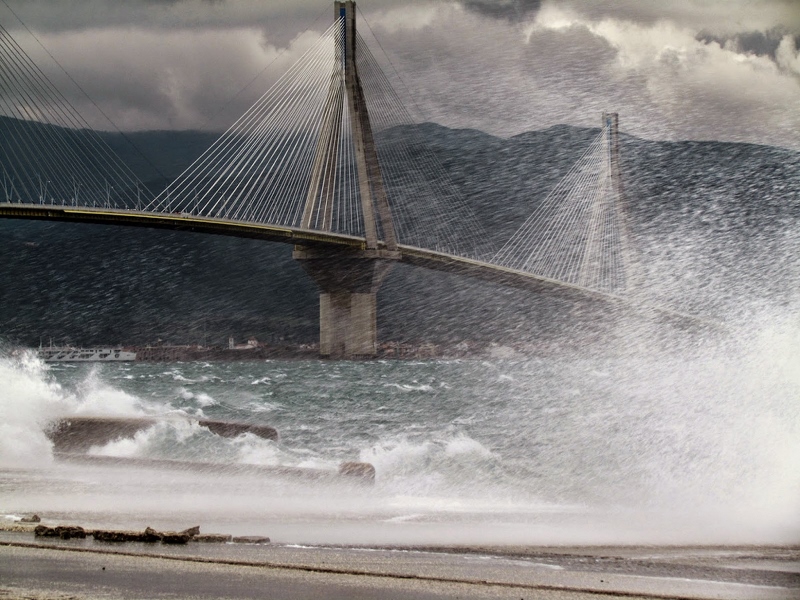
73, 368, 145, 417
383, 383, 434, 392
444, 434, 493, 458
178, 387, 217, 407
233, 433, 282, 466
88, 426, 158, 458
0, 351, 154, 468
0, 351, 68, 467
359, 432, 501, 501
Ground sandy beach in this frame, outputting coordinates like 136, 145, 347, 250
2, 523, 798, 600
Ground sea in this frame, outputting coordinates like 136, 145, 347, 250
1, 323, 799, 547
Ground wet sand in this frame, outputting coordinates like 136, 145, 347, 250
1, 526, 798, 600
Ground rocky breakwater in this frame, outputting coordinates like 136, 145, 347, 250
33, 524, 266, 545
46, 416, 279, 454
33, 525, 87, 540
338, 461, 376, 482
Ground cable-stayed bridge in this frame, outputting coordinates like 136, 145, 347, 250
0, 2, 679, 357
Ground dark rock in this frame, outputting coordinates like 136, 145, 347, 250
45, 416, 278, 452
159, 531, 190, 544
338, 461, 376, 482
91, 527, 192, 544
46, 417, 157, 453
199, 420, 278, 441
92, 529, 146, 543
56, 525, 86, 539
180, 525, 200, 537
231, 536, 270, 544
20, 514, 41, 523
34, 525, 57, 537
192, 534, 232, 543
34, 524, 85, 539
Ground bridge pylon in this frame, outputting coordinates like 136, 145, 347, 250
293, 1, 399, 358
603, 112, 624, 210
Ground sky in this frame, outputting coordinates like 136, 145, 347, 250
1, 0, 799, 149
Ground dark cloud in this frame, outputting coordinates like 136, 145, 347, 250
0, 0, 325, 35
697, 28, 799, 60
556, 0, 800, 35
0, 0, 797, 149
459, 0, 541, 22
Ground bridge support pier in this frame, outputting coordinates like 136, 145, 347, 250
294, 247, 398, 358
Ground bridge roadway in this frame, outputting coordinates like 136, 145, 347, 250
0, 203, 711, 327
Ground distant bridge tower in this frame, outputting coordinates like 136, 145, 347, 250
492, 112, 635, 294
602, 111, 637, 293
603, 112, 624, 209
293, 1, 400, 358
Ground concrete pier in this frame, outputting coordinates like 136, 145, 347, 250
294, 247, 397, 358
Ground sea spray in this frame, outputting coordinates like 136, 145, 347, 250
0, 351, 158, 468
0, 326, 798, 544
72, 365, 150, 416
0, 350, 67, 467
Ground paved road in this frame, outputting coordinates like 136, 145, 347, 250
1, 536, 798, 600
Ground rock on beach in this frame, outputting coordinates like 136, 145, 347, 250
34, 525, 86, 539
31, 523, 264, 546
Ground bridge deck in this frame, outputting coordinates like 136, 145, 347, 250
0, 203, 615, 300
0, 203, 367, 249
0, 203, 715, 328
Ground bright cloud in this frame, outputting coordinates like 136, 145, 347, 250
367, 4, 442, 34
22, 26, 325, 131
0, 0, 797, 149
518, 5, 800, 148
776, 34, 800, 76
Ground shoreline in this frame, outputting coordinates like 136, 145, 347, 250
2, 528, 798, 600
23, 339, 605, 363
7, 519, 799, 552
5, 520, 800, 551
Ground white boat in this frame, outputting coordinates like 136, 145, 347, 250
38, 345, 136, 362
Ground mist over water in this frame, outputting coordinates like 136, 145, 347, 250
2, 313, 798, 546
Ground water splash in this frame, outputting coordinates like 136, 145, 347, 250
0, 323, 798, 545
0, 350, 64, 467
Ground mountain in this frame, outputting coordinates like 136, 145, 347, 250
1, 121, 798, 348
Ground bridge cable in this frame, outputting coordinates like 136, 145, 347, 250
0, 0, 168, 188
354, 32, 495, 258
0, 21, 152, 207
492, 125, 634, 294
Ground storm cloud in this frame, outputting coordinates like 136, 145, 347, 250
459, 0, 542, 22
0, 0, 798, 150
697, 29, 795, 60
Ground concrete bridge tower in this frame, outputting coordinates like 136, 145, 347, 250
293, 1, 400, 358
603, 112, 623, 204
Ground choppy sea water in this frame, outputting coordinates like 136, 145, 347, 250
1, 327, 799, 546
